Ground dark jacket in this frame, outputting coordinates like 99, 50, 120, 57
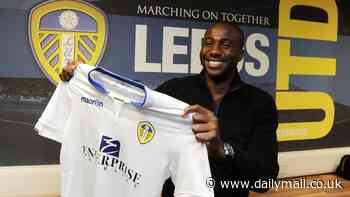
156, 73, 279, 197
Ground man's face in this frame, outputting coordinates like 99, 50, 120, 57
200, 24, 243, 82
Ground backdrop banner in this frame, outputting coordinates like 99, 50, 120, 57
0, 0, 349, 166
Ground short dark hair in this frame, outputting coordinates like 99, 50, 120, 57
208, 22, 244, 50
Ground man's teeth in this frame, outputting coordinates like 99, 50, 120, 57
206, 60, 224, 65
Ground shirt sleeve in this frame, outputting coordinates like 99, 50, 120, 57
34, 82, 72, 143
224, 93, 279, 193
155, 78, 180, 98
169, 138, 214, 197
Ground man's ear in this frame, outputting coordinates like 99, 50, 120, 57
235, 49, 244, 62
201, 38, 205, 47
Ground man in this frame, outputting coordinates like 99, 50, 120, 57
60, 22, 279, 197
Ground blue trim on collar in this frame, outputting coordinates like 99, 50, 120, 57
87, 66, 147, 107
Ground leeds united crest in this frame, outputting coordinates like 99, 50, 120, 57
28, 0, 108, 84
137, 121, 156, 144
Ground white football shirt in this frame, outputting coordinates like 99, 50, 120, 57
35, 64, 213, 197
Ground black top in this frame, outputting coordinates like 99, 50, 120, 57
156, 74, 279, 197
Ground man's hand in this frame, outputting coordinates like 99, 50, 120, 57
183, 104, 225, 159
59, 61, 81, 81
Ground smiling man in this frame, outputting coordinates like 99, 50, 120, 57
157, 23, 279, 197
200, 23, 244, 83
59, 22, 279, 197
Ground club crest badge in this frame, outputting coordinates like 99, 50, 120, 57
28, 0, 108, 84
137, 121, 156, 144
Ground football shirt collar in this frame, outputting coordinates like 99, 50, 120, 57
87, 66, 150, 108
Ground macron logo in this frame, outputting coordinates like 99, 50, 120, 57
81, 96, 104, 108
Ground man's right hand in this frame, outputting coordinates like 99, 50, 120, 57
59, 61, 81, 81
